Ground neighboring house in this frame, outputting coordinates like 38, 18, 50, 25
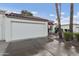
52, 22, 79, 33
52, 23, 79, 33
52, 18, 79, 33
0, 10, 48, 42
61, 24, 79, 33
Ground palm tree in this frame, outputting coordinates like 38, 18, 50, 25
69, 3, 74, 40
59, 3, 61, 17
69, 3, 74, 33
55, 3, 62, 40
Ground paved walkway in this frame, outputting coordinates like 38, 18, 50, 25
44, 40, 79, 56
34, 35, 79, 56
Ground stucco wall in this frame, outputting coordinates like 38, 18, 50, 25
0, 15, 48, 42
0, 14, 5, 41
61, 24, 79, 32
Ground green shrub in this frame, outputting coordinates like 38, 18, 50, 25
64, 32, 73, 41
74, 33, 79, 42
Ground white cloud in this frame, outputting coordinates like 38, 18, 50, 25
3, 9, 21, 14
31, 11, 38, 15
77, 12, 79, 16
61, 12, 65, 16
61, 16, 69, 24
49, 14, 55, 17
73, 15, 77, 18
60, 14, 79, 24
60, 11, 79, 24
6, 10, 20, 14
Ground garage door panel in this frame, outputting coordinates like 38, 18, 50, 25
11, 22, 47, 40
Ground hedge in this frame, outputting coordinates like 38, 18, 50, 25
74, 33, 79, 42
64, 32, 73, 41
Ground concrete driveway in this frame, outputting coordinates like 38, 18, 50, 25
0, 37, 52, 56
0, 35, 79, 56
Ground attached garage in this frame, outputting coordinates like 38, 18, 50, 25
0, 11, 48, 42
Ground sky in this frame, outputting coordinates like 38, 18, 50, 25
0, 3, 79, 24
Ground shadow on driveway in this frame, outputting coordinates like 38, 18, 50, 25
4, 37, 48, 56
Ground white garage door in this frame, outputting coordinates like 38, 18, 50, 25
11, 21, 47, 41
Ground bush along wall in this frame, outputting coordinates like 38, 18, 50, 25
74, 33, 79, 42
64, 32, 73, 41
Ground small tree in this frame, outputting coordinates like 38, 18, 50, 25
21, 10, 33, 16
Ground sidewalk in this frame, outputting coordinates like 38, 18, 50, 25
34, 34, 79, 56
44, 40, 79, 56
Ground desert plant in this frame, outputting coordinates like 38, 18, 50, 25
74, 33, 79, 42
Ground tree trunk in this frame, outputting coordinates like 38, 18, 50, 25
59, 3, 61, 17
55, 3, 62, 39
69, 3, 74, 40
69, 3, 74, 33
